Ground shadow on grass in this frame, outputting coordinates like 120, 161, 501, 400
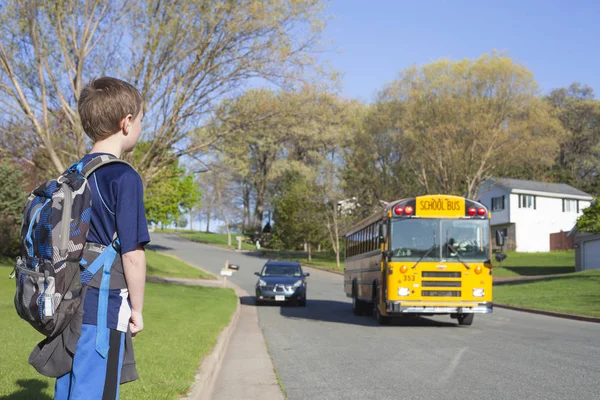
502, 266, 575, 276
240, 296, 458, 327
0, 379, 53, 400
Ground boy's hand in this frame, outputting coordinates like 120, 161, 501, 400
130, 310, 144, 338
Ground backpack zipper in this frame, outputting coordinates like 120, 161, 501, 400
58, 184, 73, 258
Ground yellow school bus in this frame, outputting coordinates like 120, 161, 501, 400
344, 194, 501, 326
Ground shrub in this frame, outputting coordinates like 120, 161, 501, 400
0, 160, 27, 257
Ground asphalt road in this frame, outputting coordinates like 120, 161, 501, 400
149, 233, 600, 400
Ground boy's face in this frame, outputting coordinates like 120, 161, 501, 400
124, 110, 143, 152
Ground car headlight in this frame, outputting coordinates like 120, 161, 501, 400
472, 288, 485, 297
258, 279, 267, 287
398, 287, 410, 296
293, 280, 303, 288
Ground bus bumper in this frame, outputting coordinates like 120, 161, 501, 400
386, 301, 493, 314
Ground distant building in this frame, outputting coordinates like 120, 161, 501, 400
476, 178, 593, 252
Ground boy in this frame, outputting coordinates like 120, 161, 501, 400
54, 77, 150, 400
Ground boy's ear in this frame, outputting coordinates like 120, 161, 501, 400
121, 114, 133, 134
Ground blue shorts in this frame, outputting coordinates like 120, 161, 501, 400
54, 324, 125, 400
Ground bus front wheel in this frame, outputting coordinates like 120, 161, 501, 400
457, 313, 474, 326
373, 287, 390, 325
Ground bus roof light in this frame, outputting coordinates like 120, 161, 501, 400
477, 208, 486, 216
404, 206, 414, 215
394, 205, 404, 215
468, 207, 477, 216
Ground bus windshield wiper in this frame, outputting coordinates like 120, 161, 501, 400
446, 243, 471, 270
412, 229, 437, 269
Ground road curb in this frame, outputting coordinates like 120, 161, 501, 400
495, 303, 600, 324
184, 280, 243, 400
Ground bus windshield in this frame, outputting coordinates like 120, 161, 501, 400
390, 219, 490, 262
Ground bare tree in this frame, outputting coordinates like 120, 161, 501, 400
0, 0, 329, 183
382, 53, 564, 198
0, 0, 127, 174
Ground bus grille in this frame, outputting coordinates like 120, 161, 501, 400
422, 290, 461, 297
421, 281, 461, 287
422, 271, 461, 278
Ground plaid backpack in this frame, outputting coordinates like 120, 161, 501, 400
13, 155, 128, 340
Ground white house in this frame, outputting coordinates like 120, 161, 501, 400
476, 178, 593, 252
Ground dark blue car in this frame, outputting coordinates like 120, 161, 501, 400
255, 261, 309, 307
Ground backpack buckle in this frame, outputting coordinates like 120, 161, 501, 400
111, 237, 121, 253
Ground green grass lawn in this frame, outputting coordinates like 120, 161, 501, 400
175, 231, 258, 251
146, 249, 215, 280
494, 270, 600, 317
0, 260, 236, 399
492, 250, 575, 277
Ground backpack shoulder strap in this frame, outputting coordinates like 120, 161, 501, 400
81, 155, 134, 178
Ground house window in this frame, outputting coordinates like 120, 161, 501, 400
562, 199, 578, 213
518, 195, 536, 209
491, 196, 505, 211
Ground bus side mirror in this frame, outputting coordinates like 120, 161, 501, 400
495, 230, 505, 247
379, 223, 387, 245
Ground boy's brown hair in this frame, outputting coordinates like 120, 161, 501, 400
78, 77, 143, 142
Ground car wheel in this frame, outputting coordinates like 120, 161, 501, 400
457, 313, 474, 326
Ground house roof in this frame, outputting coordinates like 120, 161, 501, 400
489, 178, 593, 199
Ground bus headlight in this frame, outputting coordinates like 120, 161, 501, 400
398, 287, 410, 296
473, 288, 485, 297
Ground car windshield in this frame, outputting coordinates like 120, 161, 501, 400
390, 218, 490, 262
261, 264, 302, 277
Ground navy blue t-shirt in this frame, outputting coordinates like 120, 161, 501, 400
82, 152, 150, 253
80, 152, 150, 330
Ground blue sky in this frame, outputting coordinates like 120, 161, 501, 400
321, 0, 600, 102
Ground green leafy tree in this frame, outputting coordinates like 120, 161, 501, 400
142, 149, 202, 227
546, 83, 600, 196
576, 199, 600, 233
144, 173, 201, 227
176, 215, 188, 230
0, 159, 27, 256
178, 175, 202, 216
271, 171, 326, 259
343, 99, 418, 216
216, 87, 351, 232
